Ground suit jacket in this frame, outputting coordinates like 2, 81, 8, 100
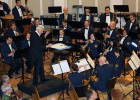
106, 28, 118, 43
85, 39, 99, 58
1, 42, 17, 64
59, 13, 72, 25
59, 25, 73, 31
7, 29, 21, 37
100, 12, 118, 23
80, 14, 94, 26
124, 20, 139, 34
2, 2, 11, 14
21, 39, 30, 49
30, 32, 46, 60
31, 24, 37, 33
113, 56, 123, 77
80, 26, 94, 40
93, 64, 116, 92
55, 35, 71, 42
12, 5, 30, 20
68, 71, 89, 88
106, 48, 116, 64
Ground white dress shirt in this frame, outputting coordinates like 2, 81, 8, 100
0, 6, 3, 10
106, 14, 110, 26
120, 35, 128, 44
16, 6, 23, 17
7, 42, 13, 52
109, 30, 113, 36
27, 39, 30, 47
13, 30, 17, 36
64, 26, 67, 30
84, 26, 89, 40
129, 20, 134, 30
59, 36, 63, 41
86, 14, 89, 20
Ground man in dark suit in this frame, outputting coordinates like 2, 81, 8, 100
100, 6, 117, 26
30, 25, 52, 85
124, 13, 139, 34
12, 0, 30, 33
120, 29, 132, 57
59, 7, 72, 26
1, 36, 22, 78
31, 18, 40, 33
0, 1, 10, 14
91, 56, 116, 100
86, 89, 98, 100
84, 33, 100, 59
81, 7, 94, 26
59, 19, 72, 31
105, 21, 118, 44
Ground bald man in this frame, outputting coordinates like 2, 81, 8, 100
105, 21, 118, 44
91, 56, 116, 100
59, 7, 72, 26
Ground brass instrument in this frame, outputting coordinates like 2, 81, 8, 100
112, 10, 118, 23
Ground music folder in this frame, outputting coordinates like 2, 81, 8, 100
13, 35, 25, 42
68, 21, 83, 28
14, 48, 29, 59
84, 7, 98, 13
15, 19, 31, 26
0, 10, 5, 16
51, 60, 70, 75
114, 5, 129, 12
93, 22, 108, 28
42, 18, 58, 26
48, 6, 62, 13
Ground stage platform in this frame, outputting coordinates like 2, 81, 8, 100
17, 75, 69, 98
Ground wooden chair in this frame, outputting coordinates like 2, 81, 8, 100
68, 84, 79, 100
32, 86, 40, 100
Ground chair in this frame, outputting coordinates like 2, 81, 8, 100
32, 86, 40, 100
68, 84, 79, 100
75, 85, 88, 98
0, 56, 6, 74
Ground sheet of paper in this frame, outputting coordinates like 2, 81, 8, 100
130, 56, 139, 69
128, 60, 137, 71
60, 60, 70, 73
52, 63, 62, 75
132, 51, 140, 66
86, 54, 95, 68
51, 43, 71, 50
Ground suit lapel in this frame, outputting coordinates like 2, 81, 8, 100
6, 42, 12, 53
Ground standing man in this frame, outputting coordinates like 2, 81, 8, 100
30, 25, 52, 85
0, 1, 11, 14
59, 7, 72, 26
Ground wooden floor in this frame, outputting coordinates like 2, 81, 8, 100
0, 52, 140, 100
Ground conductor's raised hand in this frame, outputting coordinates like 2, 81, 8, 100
44, 31, 50, 37
46, 44, 52, 48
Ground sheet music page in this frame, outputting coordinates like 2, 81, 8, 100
52, 63, 62, 75
132, 51, 140, 66
75, 58, 90, 73
86, 54, 95, 68
51, 43, 71, 50
128, 60, 137, 71
129, 56, 139, 70
60, 60, 70, 73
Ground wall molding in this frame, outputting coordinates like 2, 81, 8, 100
40, 0, 43, 15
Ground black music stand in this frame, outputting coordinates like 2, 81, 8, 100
0, 10, 5, 16
13, 35, 25, 42
15, 19, 31, 26
84, 7, 98, 14
14, 48, 32, 84
68, 21, 82, 31
114, 5, 129, 29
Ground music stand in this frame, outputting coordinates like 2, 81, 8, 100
13, 35, 25, 42
51, 60, 70, 100
15, 19, 31, 26
68, 21, 83, 30
114, 5, 129, 29
84, 7, 98, 14
14, 48, 32, 84
0, 10, 5, 16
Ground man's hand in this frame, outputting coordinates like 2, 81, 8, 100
44, 31, 50, 37
105, 35, 110, 38
103, 28, 106, 31
12, 49, 15, 53
78, 28, 81, 31
23, 16, 27, 19
46, 44, 52, 48
80, 40, 83, 43
16, 32, 20, 36
85, 40, 89, 44
8, 53, 14, 56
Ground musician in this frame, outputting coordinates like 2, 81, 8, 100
0, 1, 11, 14
59, 7, 72, 26
59, 19, 72, 31
86, 89, 98, 100
52, 28, 71, 63
100, 6, 117, 26
84, 33, 100, 59
114, 48, 124, 77
12, 0, 30, 33
31, 18, 40, 33
90, 56, 116, 100
103, 38, 117, 64
79, 20, 94, 43
1, 36, 22, 78
124, 13, 139, 34
80, 7, 94, 26
68, 64, 89, 89
105, 21, 118, 44
30, 25, 52, 84
120, 29, 132, 57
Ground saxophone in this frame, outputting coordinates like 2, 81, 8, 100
112, 10, 118, 23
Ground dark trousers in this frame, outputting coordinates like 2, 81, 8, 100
32, 56, 45, 83
8, 58, 22, 75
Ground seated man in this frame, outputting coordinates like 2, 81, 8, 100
81, 7, 94, 26
52, 28, 71, 63
0, 1, 11, 14
1, 84, 13, 100
59, 7, 72, 26
124, 13, 139, 34
84, 33, 100, 59
31, 18, 40, 33
86, 89, 98, 100
1, 36, 22, 78
59, 19, 72, 31
68, 64, 89, 89
91, 56, 116, 100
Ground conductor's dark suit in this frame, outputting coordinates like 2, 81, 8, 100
30, 31, 46, 83
59, 13, 72, 25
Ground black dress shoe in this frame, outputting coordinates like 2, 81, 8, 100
15, 72, 20, 74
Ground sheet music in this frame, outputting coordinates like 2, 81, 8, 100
86, 54, 95, 68
132, 51, 140, 65
75, 58, 90, 73
131, 56, 139, 69
52, 60, 70, 75
51, 43, 71, 50
128, 60, 136, 71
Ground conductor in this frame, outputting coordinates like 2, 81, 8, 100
30, 25, 52, 85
